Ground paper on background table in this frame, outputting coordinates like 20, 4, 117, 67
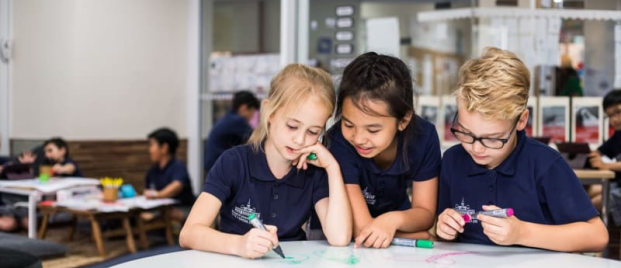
55, 196, 177, 213
0, 178, 100, 193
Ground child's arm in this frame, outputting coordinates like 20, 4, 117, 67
478, 205, 608, 252
354, 179, 437, 248
590, 151, 621, 171
179, 192, 279, 258
294, 143, 352, 246
145, 181, 183, 199
392, 178, 437, 234
52, 163, 76, 175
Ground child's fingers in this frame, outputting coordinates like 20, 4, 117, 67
363, 232, 380, 248
481, 205, 502, 211
477, 214, 504, 227
354, 228, 372, 248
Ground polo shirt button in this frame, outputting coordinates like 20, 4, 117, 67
489, 186, 494, 192
379, 181, 385, 187
273, 194, 279, 200
271, 213, 276, 218
490, 173, 496, 178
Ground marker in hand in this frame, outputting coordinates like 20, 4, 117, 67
248, 213, 286, 258
462, 208, 514, 223
390, 238, 434, 248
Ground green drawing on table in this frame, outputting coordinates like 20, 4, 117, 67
313, 250, 360, 265
278, 254, 309, 265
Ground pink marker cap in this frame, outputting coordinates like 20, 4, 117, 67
506, 208, 514, 217
462, 214, 471, 223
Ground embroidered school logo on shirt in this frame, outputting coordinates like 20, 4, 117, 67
232, 199, 259, 224
363, 187, 377, 205
455, 198, 477, 223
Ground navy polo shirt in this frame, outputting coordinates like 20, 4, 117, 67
437, 130, 599, 245
204, 144, 329, 241
146, 159, 195, 206
59, 158, 83, 177
598, 130, 621, 182
329, 116, 441, 217
204, 111, 253, 173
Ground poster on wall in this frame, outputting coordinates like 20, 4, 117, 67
416, 96, 442, 136
440, 95, 458, 146
571, 97, 603, 145
538, 97, 570, 143
526, 97, 538, 137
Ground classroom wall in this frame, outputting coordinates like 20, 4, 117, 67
584, 0, 616, 97
11, 0, 190, 140
212, 0, 280, 53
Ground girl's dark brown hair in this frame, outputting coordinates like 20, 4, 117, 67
336, 52, 417, 149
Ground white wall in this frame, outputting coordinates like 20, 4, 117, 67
0, 0, 10, 154
11, 0, 189, 139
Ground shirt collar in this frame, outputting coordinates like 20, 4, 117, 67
467, 130, 526, 176
248, 144, 306, 189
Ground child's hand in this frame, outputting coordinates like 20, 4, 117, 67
293, 142, 337, 171
436, 208, 465, 241
354, 214, 398, 248
478, 205, 523, 246
51, 164, 63, 174
18, 151, 37, 164
144, 189, 158, 199
589, 152, 606, 170
238, 225, 279, 259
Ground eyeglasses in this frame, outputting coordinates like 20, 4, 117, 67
605, 108, 621, 119
449, 112, 520, 150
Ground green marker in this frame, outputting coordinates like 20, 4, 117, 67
307, 153, 317, 160
390, 238, 434, 248
248, 213, 285, 258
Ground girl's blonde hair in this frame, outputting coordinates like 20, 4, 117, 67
456, 47, 530, 120
248, 64, 335, 151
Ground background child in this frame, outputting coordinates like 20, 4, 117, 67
144, 128, 195, 222
43, 138, 83, 177
322, 52, 440, 248
204, 91, 260, 174
589, 89, 621, 225
180, 64, 352, 259
436, 47, 607, 252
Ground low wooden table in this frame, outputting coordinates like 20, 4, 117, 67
38, 203, 175, 257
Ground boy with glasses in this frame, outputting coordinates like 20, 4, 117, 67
435, 47, 608, 252
588, 90, 621, 225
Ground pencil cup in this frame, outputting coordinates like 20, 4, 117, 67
103, 187, 119, 202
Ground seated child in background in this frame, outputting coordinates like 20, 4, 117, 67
180, 64, 352, 259
589, 89, 621, 225
204, 91, 260, 175
43, 138, 83, 177
144, 128, 195, 222
0, 137, 18, 232
436, 47, 608, 252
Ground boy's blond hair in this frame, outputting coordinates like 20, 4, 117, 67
248, 64, 335, 151
456, 47, 530, 120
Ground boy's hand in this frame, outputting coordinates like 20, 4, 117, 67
51, 164, 63, 173
237, 225, 279, 259
436, 208, 465, 241
144, 189, 158, 199
589, 152, 607, 170
478, 205, 523, 246
293, 142, 337, 171
354, 214, 398, 248
18, 151, 37, 164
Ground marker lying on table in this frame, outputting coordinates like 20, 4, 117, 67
390, 238, 434, 248
248, 213, 286, 258
462, 208, 514, 223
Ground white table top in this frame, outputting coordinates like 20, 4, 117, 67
0, 177, 99, 193
112, 241, 621, 268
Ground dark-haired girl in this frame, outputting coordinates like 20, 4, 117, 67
329, 52, 440, 248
